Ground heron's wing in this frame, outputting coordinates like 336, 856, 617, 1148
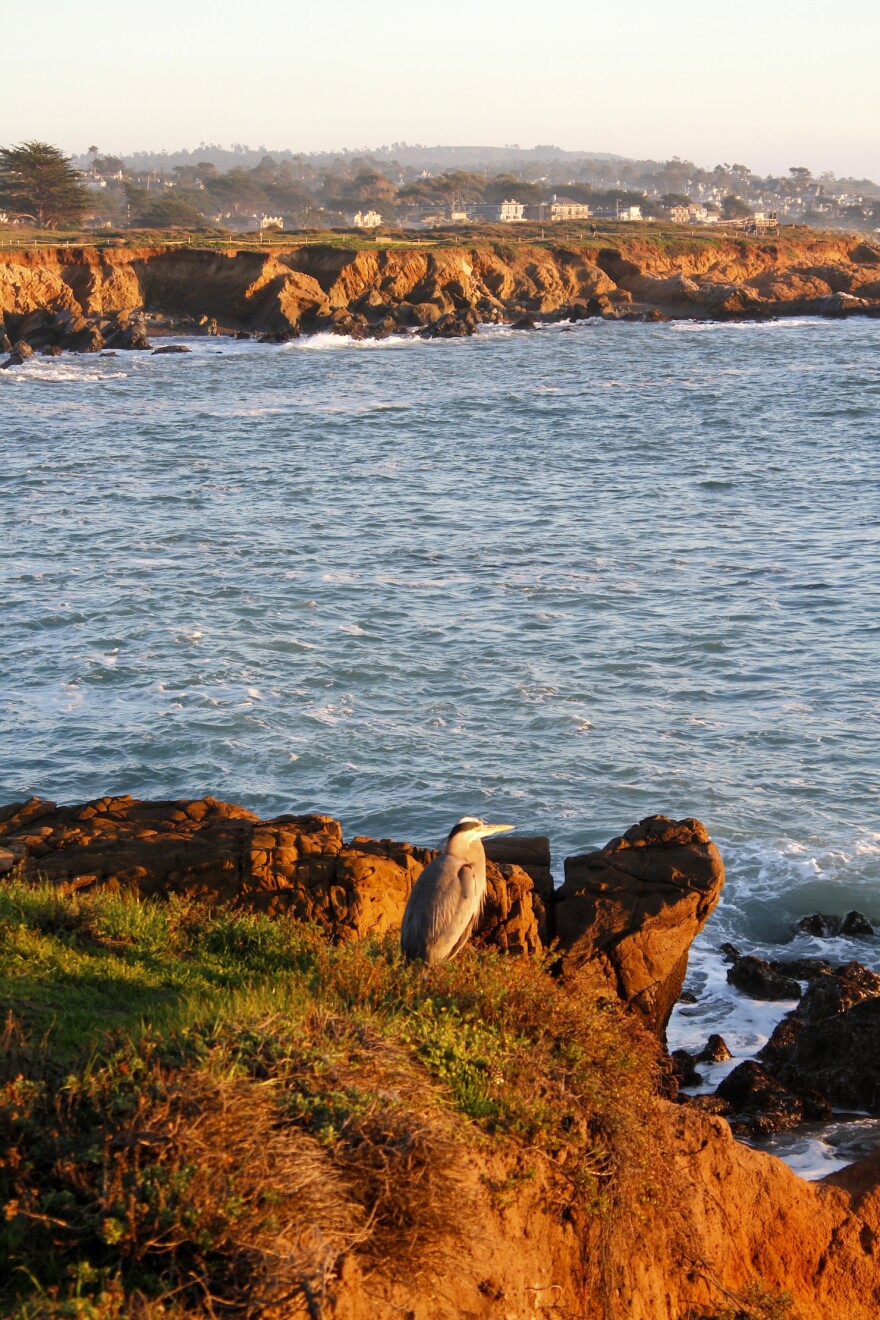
400, 854, 481, 963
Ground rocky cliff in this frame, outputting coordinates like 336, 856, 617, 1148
3, 794, 880, 1317
2, 232, 879, 359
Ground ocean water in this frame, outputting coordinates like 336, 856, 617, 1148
2, 319, 879, 1175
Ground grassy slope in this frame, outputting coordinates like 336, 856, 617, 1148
0, 878, 658, 1318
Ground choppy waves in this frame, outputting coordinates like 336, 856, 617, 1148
3, 318, 879, 1173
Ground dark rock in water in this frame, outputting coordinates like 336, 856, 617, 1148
41, 344, 63, 357
720, 942, 742, 963
60, 317, 104, 353
771, 957, 832, 981
727, 955, 801, 1001
511, 315, 537, 330
715, 1061, 832, 1136
0, 332, 11, 353
104, 316, 152, 351
678, 990, 698, 1004
671, 1049, 703, 1087
367, 317, 398, 339
797, 962, 880, 1025
234, 330, 251, 340
118, 325, 152, 351
696, 1034, 732, 1063
619, 308, 669, 323
200, 317, 219, 336
258, 331, 294, 343
152, 344, 192, 354
798, 913, 837, 936
841, 910, 875, 936
555, 815, 725, 1036
100, 351, 118, 358
569, 303, 590, 321
1, 340, 34, 368
419, 309, 478, 339
586, 295, 615, 317
759, 1015, 805, 1071
758, 962, 880, 1111
794, 911, 873, 938
770, 998, 880, 1113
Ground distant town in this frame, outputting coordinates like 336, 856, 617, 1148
2, 141, 879, 234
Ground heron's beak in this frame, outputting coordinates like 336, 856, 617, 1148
479, 822, 515, 838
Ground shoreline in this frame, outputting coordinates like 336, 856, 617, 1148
2, 232, 880, 364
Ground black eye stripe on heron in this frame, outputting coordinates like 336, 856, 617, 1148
446, 817, 483, 841
400, 816, 515, 964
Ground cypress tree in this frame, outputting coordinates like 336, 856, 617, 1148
0, 141, 92, 228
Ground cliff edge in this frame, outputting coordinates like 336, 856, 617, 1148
2, 232, 880, 360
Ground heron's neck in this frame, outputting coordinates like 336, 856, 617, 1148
446, 837, 486, 869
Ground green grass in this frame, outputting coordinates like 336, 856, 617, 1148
0, 877, 659, 1317
0, 219, 849, 258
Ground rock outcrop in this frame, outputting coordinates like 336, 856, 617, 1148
0, 795, 543, 957
1, 800, 725, 1020
757, 963, 880, 1112
553, 815, 725, 1034
3, 232, 880, 363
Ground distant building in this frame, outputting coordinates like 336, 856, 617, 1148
497, 198, 525, 222
618, 205, 642, 221
353, 210, 382, 229
668, 205, 690, 224
260, 215, 284, 230
525, 195, 592, 222
467, 199, 525, 223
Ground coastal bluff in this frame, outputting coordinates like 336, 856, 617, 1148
3, 794, 880, 1317
2, 232, 880, 356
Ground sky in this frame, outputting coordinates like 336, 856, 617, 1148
2, 0, 879, 180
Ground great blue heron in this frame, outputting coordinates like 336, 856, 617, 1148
400, 816, 514, 963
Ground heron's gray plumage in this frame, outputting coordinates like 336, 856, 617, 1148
400, 816, 513, 963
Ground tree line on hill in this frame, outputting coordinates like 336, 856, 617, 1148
2, 140, 879, 233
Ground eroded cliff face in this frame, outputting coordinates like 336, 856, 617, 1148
2, 233, 879, 352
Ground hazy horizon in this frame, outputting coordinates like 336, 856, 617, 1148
2, 0, 879, 181
64, 140, 880, 187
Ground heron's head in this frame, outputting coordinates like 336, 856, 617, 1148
444, 815, 514, 856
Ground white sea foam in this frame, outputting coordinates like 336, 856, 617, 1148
292, 332, 414, 352
3, 364, 129, 382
